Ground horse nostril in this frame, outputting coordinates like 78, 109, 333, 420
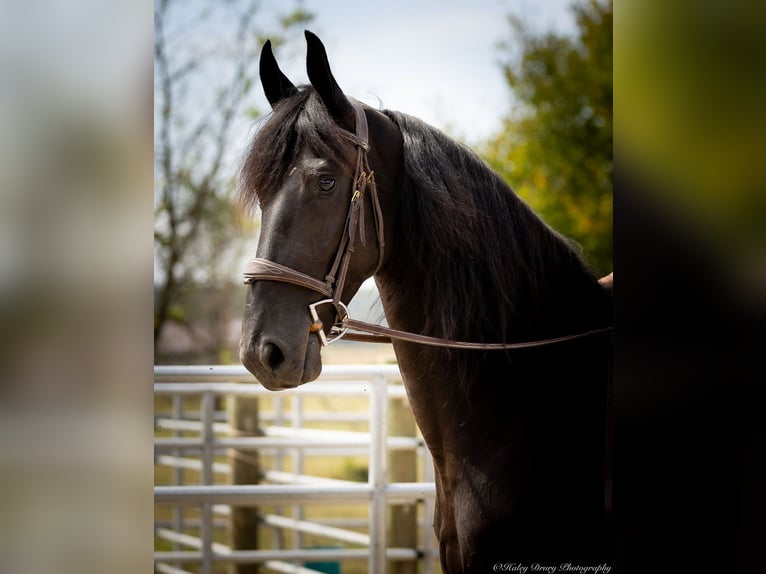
262, 341, 285, 372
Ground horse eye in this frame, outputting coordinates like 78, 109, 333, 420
318, 177, 336, 193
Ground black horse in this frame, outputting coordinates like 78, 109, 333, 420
239, 31, 613, 573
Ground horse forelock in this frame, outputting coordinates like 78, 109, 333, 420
238, 87, 357, 213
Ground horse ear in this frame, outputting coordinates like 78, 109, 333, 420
305, 30, 354, 127
260, 39, 297, 108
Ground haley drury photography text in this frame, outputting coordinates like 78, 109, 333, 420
493, 563, 612, 574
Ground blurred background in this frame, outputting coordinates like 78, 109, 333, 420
152, 0, 613, 365
1, 0, 764, 572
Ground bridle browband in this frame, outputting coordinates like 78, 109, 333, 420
244, 99, 612, 349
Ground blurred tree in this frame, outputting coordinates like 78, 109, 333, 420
481, 0, 613, 275
154, 0, 313, 352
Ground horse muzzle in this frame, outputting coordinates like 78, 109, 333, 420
240, 330, 323, 390
239, 285, 326, 390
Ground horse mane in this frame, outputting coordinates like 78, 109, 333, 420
238, 87, 357, 213
238, 91, 607, 346
381, 110, 604, 344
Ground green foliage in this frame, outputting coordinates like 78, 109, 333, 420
343, 460, 369, 483
279, 5, 314, 31
481, 0, 613, 275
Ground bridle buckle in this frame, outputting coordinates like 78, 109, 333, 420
308, 299, 350, 346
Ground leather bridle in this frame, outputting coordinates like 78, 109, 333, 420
244, 98, 384, 345
243, 99, 612, 349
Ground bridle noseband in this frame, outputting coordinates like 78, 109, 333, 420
244, 99, 612, 349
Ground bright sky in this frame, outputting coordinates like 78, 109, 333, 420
260, 0, 577, 143
156, 0, 578, 282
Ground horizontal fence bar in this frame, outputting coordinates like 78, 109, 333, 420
155, 455, 230, 475
156, 484, 373, 505
154, 435, 420, 451
260, 513, 370, 546
155, 382, 408, 398
257, 447, 373, 456
386, 482, 437, 501
155, 562, 195, 574
263, 560, 327, 574
155, 412, 371, 428
154, 417, 230, 434
157, 448, 391, 459
155, 528, 230, 554
155, 515, 433, 531
155, 364, 401, 382
157, 514, 370, 529
155, 519, 230, 529
263, 426, 421, 446
155, 410, 229, 422
154, 547, 419, 564
155, 483, 435, 506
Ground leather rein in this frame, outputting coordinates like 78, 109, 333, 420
243, 99, 612, 349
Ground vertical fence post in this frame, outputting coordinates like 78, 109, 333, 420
200, 391, 215, 574
369, 375, 389, 573
171, 393, 184, 564
422, 445, 436, 574
228, 395, 261, 574
292, 396, 304, 551
388, 393, 418, 574
273, 396, 285, 552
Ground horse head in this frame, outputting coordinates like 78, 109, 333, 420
239, 32, 400, 390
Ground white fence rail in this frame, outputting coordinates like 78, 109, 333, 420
154, 364, 438, 574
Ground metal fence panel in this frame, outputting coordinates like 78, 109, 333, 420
154, 364, 438, 574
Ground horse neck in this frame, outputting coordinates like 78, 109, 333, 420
373, 190, 612, 492
375, 112, 610, 344
376, 247, 610, 349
